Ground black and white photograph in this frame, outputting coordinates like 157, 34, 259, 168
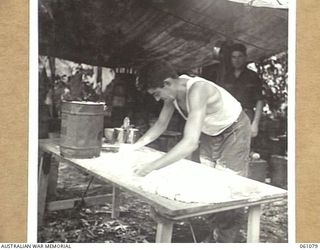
35, 0, 292, 244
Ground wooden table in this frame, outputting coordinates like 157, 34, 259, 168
38, 139, 287, 243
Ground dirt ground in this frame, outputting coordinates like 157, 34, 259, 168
38, 160, 288, 243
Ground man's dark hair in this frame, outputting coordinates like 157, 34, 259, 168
137, 59, 178, 91
230, 43, 247, 56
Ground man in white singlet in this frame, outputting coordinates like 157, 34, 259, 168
129, 60, 252, 243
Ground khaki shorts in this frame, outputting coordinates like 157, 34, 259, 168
199, 110, 251, 177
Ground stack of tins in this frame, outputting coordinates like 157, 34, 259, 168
60, 101, 105, 158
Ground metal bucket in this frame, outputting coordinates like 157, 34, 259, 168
60, 101, 105, 158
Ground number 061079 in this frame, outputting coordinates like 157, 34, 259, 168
300, 244, 319, 248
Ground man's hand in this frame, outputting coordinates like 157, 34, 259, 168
132, 163, 155, 177
251, 122, 259, 138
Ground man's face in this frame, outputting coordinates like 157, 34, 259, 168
147, 79, 175, 102
231, 51, 247, 70
61, 75, 68, 83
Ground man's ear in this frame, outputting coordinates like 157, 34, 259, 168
163, 78, 173, 87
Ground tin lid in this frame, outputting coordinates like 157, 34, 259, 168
129, 128, 139, 131
64, 100, 106, 105
115, 128, 124, 131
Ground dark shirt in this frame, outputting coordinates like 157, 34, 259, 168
222, 67, 263, 111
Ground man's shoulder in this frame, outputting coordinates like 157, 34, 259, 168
241, 68, 261, 84
188, 79, 216, 95
243, 67, 259, 77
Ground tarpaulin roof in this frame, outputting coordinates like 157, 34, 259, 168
39, 0, 288, 71
228, 0, 288, 9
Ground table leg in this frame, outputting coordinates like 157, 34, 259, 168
38, 152, 52, 227
111, 186, 120, 219
150, 207, 174, 243
247, 204, 261, 243
47, 159, 59, 201
156, 221, 174, 243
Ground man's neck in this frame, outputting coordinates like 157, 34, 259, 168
175, 78, 188, 101
234, 67, 245, 78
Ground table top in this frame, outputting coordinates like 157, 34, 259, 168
39, 138, 287, 220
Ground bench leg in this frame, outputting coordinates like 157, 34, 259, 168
47, 159, 59, 200
247, 204, 261, 243
156, 221, 174, 243
150, 207, 174, 243
38, 152, 52, 227
111, 186, 120, 219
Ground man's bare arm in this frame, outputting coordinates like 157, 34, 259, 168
251, 100, 264, 137
143, 82, 215, 171
134, 100, 175, 148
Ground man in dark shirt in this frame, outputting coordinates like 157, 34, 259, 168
223, 43, 264, 138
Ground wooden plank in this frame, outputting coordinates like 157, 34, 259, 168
38, 154, 51, 227
38, 154, 44, 181
247, 205, 261, 243
47, 194, 113, 211
111, 186, 121, 219
171, 197, 283, 221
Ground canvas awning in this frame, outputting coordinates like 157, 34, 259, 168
228, 0, 288, 9
39, 0, 288, 71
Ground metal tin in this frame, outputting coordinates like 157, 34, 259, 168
126, 128, 139, 144
104, 128, 115, 144
114, 128, 125, 143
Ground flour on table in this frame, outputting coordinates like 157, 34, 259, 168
139, 161, 262, 204
79, 150, 264, 204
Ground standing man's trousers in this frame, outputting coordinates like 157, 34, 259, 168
200, 110, 251, 242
